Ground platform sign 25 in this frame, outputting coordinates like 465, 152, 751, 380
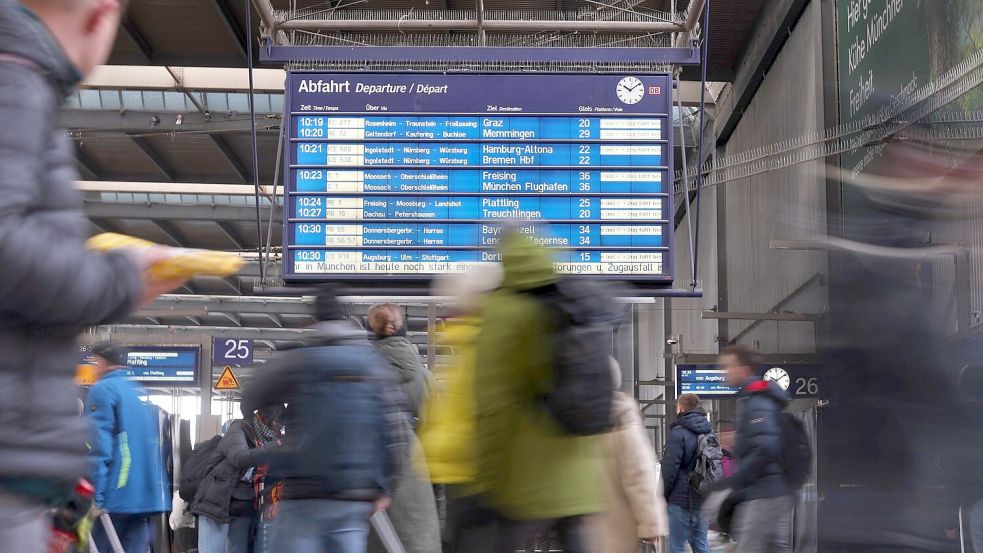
213, 338, 253, 365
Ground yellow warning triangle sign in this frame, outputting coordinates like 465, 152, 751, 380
215, 366, 240, 390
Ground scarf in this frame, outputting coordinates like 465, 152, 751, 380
250, 413, 278, 446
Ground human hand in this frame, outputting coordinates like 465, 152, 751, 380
130, 247, 188, 306
373, 496, 391, 513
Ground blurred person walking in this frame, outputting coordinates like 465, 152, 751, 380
662, 394, 714, 553
473, 230, 612, 553
190, 405, 282, 553
367, 303, 441, 553
241, 288, 408, 553
719, 345, 792, 553
586, 358, 669, 553
86, 343, 171, 553
418, 266, 503, 553
0, 0, 183, 549
368, 303, 433, 421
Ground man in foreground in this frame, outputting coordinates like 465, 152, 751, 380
0, 0, 182, 548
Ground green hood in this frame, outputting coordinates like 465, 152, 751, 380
499, 231, 556, 291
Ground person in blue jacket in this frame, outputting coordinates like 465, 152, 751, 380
86, 342, 171, 553
720, 345, 792, 553
661, 393, 712, 553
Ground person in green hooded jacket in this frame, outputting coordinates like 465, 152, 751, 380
473, 229, 606, 552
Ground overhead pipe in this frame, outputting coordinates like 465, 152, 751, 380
674, 0, 707, 47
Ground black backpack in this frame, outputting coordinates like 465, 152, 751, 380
178, 435, 223, 503
689, 432, 725, 491
779, 412, 812, 490
529, 279, 622, 436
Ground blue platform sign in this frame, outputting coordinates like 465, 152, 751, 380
284, 73, 675, 282
80, 346, 200, 386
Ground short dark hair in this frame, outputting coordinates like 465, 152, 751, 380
677, 393, 701, 412
721, 344, 760, 375
90, 342, 125, 366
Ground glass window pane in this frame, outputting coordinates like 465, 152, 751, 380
79, 89, 101, 109
164, 91, 186, 112
142, 91, 165, 110
227, 93, 249, 113
253, 94, 270, 113
205, 92, 228, 112
270, 94, 284, 113
121, 90, 143, 110
99, 90, 121, 110
65, 92, 81, 109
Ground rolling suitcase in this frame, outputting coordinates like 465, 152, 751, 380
370, 511, 407, 553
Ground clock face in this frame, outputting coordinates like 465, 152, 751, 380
763, 367, 792, 391
616, 76, 645, 105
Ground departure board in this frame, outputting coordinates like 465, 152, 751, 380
284, 73, 674, 282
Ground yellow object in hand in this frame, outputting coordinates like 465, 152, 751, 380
87, 233, 246, 279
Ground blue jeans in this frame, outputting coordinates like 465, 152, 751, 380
93, 513, 154, 553
668, 504, 709, 553
198, 514, 255, 553
268, 499, 374, 553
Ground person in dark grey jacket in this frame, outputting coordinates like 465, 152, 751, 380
720, 345, 792, 553
0, 1, 182, 549
662, 394, 712, 553
366, 303, 442, 553
191, 406, 282, 553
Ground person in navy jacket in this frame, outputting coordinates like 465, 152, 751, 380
662, 393, 712, 553
86, 343, 171, 553
720, 345, 792, 553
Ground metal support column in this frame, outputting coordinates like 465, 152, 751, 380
426, 302, 437, 370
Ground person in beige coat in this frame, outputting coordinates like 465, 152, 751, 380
588, 358, 670, 553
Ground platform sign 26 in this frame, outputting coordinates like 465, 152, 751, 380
213, 338, 253, 365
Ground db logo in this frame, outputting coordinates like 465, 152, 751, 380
648, 86, 662, 95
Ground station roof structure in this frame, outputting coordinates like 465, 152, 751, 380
73, 0, 774, 342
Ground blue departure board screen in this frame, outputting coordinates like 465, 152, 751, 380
79, 345, 200, 386
284, 73, 674, 282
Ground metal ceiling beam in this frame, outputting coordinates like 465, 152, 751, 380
75, 146, 104, 180
211, 0, 249, 61
216, 221, 246, 249
221, 276, 243, 295
129, 136, 176, 182
210, 134, 252, 183
84, 201, 280, 223
701, 311, 822, 322
63, 110, 280, 135
153, 220, 189, 247
89, 218, 123, 234
266, 313, 284, 328
712, 0, 811, 145
120, 19, 154, 63
145, 294, 315, 316
261, 45, 700, 65
106, 324, 316, 340
276, 17, 685, 33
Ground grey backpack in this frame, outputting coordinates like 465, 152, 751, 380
689, 432, 725, 490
